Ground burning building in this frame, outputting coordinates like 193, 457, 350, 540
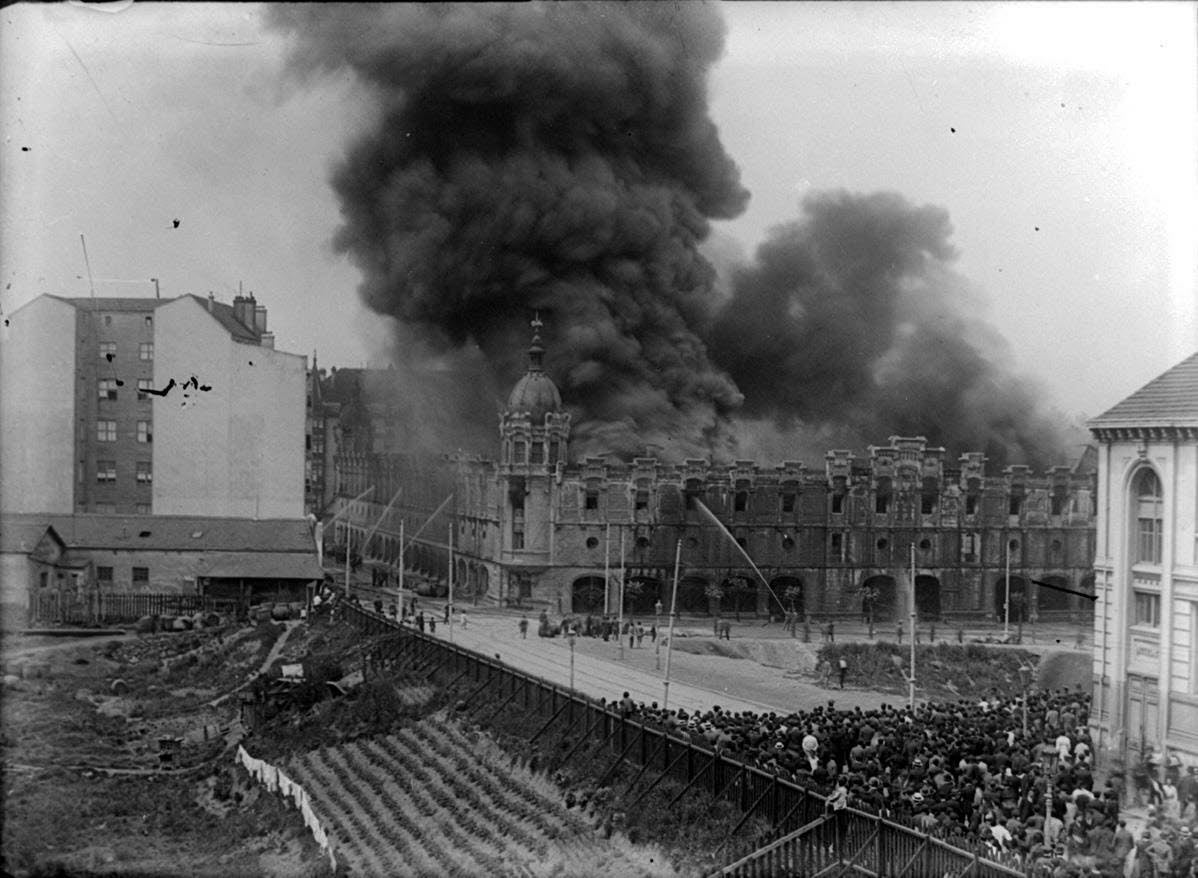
331, 322, 1096, 624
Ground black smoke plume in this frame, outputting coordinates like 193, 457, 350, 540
705, 190, 1072, 469
269, 2, 748, 458
272, 6, 1074, 469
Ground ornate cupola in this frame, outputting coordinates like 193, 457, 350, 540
499, 314, 571, 469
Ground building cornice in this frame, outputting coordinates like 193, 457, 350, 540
1089, 424, 1198, 443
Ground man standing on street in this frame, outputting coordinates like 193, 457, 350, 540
838, 656, 849, 689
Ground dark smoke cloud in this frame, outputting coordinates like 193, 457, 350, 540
705, 190, 1071, 469
272, 6, 1074, 469
269, 2, 748, 459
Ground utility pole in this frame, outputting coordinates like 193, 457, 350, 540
662, 539, 682, 711
909, 543, 916, 711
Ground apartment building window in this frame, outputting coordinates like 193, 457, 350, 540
99, 342, 116, 361
135, 504, 151, 514
98, 379, 118, 401
96, 567, 113, 583
529, 442, 544, 464
1135, 468, 1163, 565
781, 491, 797, 513
512, 439, 525, 463
137, 421, 152, 443
1133, 591, 1160, 628
584, 488, 599, 510
95, 503, 116, 514
1051, 484, 1068, 516
132, 567, 149, 585
635, 481, 650, 511
136, 461, 152, 484
734, 490, 749, 512
139, 342, 154, 361
137, 379, 152, 401
144, 315, 153, 328
96, 460, 116, 483
97, 420, 117, 442
1008, 486, 1025, 516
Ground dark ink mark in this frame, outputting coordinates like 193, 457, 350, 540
21, 146, 30, 152
115, 379, 124, 387
105, 353, 114, 362
199, 384, 212, 392
3, 319, 8, 327
248, 361, 253, 366
145, 378, 177, 397
1034, 226, 1040, 231
949, 127, 956, 133
172, 218, 181, 228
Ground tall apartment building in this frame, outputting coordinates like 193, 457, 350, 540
1, 292, 305, 520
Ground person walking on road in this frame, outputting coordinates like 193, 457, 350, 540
818, 657, 832, 686
460, 610, 468, 629
518, 615, 529, 639
838, 656, 849, 689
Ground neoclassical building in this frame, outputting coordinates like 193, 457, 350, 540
1089, 352, 1198, 768
332, 324, 1097, 624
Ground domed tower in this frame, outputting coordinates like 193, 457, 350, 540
498, 316, 571, 572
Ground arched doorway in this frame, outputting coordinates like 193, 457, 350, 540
915, 575, 941, 621
862, 575, 897, 622
622, 575, 663, 616
994, 576, 1030, 623
721, 574, 757, 619
1036, 575, 1071, 617
773, 576, 804, 617
572, 576, 606, 614
678, 575, 712, 614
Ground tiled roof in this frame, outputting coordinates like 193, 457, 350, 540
198, 552, 324, 580
178, 295, 260, 343
0, 514, 317, 555
1088, 352, 1198, 429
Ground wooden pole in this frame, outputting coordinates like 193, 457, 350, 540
663, 539, 682, 711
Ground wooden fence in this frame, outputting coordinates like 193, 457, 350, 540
32, 591, 235, 626
338, 602, 1024, 878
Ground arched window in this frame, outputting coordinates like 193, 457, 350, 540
1134, 468, 1163, 564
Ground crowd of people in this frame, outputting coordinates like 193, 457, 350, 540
612, 685, 1194, 877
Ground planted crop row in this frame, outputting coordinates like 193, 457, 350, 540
306, 747, 399, 874
353, 734, 525, 874
291, 750, 381, 876
368, 732, 553, 862
320, 745, 460, 877
333, 740, 494, 877
395, 722, 651, 877
398, 724, 579, 840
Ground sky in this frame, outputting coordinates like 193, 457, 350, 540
2, 1, 1195, 427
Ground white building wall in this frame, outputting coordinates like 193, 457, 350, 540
152, 297, 304, 518
1093, 435, 1198, 765
0, 296, 77, 514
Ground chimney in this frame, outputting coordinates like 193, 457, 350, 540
260, 332, 275, 350
207, 292, 214, 313
253, 305, 267, 334
232, 294, 255, 329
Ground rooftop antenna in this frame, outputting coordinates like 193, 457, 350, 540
79, 234, 96, 298
150, 278, 160, 299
